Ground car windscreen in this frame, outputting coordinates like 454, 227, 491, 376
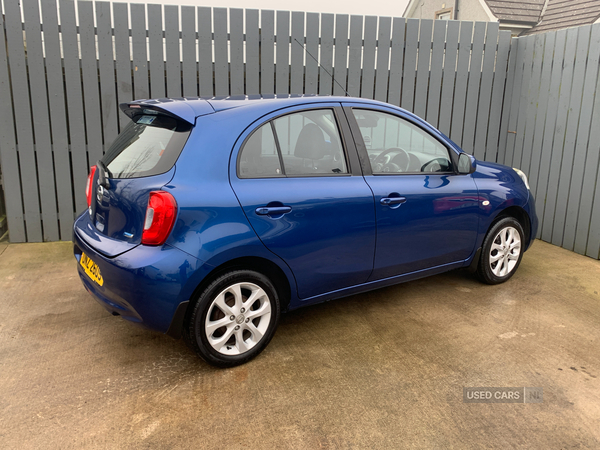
102, 114, 192, 179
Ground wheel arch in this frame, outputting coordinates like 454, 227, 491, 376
167, 255, 293, 340
469, 204, 532, 273
490, 205, 531, 246
187, 256, 292, 315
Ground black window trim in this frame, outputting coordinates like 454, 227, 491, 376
236, 105, 359, 179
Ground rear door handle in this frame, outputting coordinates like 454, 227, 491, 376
380, 197, 406, 206
255, 206, 292, 216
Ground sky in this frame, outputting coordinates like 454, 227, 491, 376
94, 0, 412, 18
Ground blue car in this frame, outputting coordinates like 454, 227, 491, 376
73, 96, 538, 367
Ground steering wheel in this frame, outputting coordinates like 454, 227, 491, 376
421, 157, 449, 173
372, 148, 409, 173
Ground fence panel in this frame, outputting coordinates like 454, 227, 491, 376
214, 8, 229, 96
181, 6, 197, 97
230, 9, 245, 96
462, 22, 486, 155
551, 26, 591, 247
450, 21, 474, 146
387, 17, 405, 107
148, 4, 165, 98
426, 20, 447, 128
41, 0, 73, 240
79, 1, 104, 166
527, 32, 553, 198
438, 20, 460, 136
573, 25, 600, 256
414, 19, 433, 120
114, 2, 132, 129
319, 14, 335, 95
473, 22, 499, 161
23, 0, 59, 241
0, 4, 25, 242
4, 0, 42, 242
374, 17, 391, 103
290, 12, 305, 94
132, 3, 150, 99
401, 19, 419, 111
501, 23, 600, 258
361, 16, 377, 99
519, 34, 544, 176
276, 11, 290, 95
541, 28, 577, 243
333, 14, 349, 96
97, 1, 119, 145
198, 7, 214, 96
346, 15, 362, 97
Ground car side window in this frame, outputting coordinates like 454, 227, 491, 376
238, 123, 283, 178
273, 109, 348, 176
352, 109, 453, 174
238, 109, 348, 179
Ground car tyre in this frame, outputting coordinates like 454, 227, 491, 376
477, 217, 525, 285
184, 270, 280, 367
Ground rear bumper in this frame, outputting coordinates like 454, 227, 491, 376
73, 213, 206, 334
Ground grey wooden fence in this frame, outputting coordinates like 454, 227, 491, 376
0, 0, 512, 244
500, 23, 600, 259
4, 1, 597, 262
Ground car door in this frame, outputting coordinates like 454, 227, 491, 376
230, 105, 376, 299
343, 103, 479, 280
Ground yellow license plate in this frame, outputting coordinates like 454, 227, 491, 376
80, 252, 104, 286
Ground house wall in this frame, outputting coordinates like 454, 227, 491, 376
405, 1, 452, 20
457, 0, 492, 21
405, 0, 492, 21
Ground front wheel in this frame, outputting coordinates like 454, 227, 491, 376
184, 270, 281, 367
477, 217, 525, 285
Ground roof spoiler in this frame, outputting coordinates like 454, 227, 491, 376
120, 98, 215, 125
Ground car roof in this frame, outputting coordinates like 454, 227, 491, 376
120, 95, 394, 124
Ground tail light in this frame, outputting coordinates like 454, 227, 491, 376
142, 191, 177, 246
86, 165, 97, 208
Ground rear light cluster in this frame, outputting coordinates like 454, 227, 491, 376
85, 165, 97, 208
142, 191, 177, 246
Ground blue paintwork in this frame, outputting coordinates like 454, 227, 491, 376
73, 95, 538, 336
231, 176, 377, 298
472, 160, 538, 250
90, 167, 176, 246
364, 173, 480, 279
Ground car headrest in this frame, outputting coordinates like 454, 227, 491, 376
294, 123, 326, 160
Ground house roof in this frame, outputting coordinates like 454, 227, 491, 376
522, 0, 600, 34
484, 0, 546, 24
403, 0, 600, 36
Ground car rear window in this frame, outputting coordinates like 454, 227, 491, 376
102, 114, 192, 179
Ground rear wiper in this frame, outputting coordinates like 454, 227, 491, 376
96, 160, 111, 189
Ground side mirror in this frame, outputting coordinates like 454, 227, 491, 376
458, 153, 476, 174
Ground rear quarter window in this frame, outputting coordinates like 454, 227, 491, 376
102, 114, 191, 179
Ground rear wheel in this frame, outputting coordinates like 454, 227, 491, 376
477, 217, 524, 285
184, 270, 280, 367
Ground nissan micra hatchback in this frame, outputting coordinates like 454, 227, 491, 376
73, 96, 538, 367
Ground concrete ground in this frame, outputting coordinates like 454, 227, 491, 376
0, 240, 599, 449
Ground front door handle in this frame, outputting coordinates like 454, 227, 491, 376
380, 196, 406, 206
255, 206, 292, 216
